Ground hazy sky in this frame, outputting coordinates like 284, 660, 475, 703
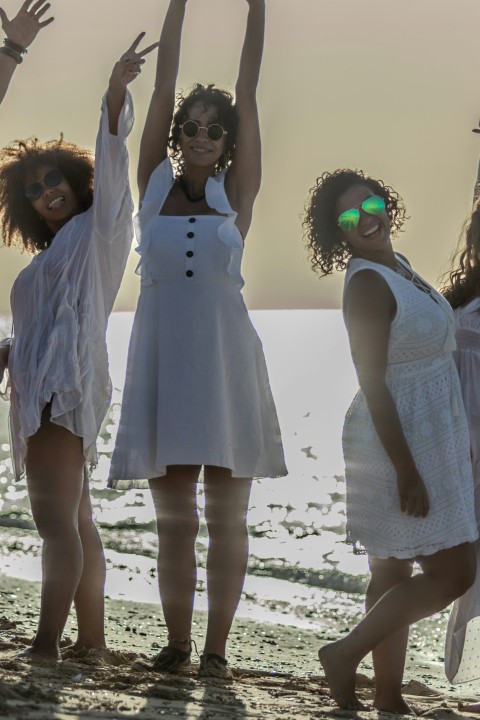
1, 0, 480, 313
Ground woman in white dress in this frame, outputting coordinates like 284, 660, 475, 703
0, 1, 157, 661
304, 169, 478, 712
109, 0, 286, 678
443, 195, 480, 711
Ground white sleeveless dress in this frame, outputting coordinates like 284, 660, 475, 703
342, 255, 478, 559
445, 298, 480, 683
109, 158, 287, 488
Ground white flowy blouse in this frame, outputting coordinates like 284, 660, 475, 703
7, 91, 134, 480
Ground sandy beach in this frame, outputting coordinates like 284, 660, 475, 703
0, 572, 478, 719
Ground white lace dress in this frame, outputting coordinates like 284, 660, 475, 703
342, 256, 478, 559
7, 93, 134, 480
108, 158, 287, 488
445, 297, 480, 683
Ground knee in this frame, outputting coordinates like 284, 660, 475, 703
366, 559, 413, 602
428, 550, 476, 607
206, 512, 248, 541
445, 560, 476, 601
33, 513, 77, 542
156, 512, 200, 541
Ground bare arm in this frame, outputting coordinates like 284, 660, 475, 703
137, 0, 188, 201
0, 341, 10, 385
225, 0, 264, 240
0, 0, 53, 106
107, 33, 158, 136
345, 270, 430, 518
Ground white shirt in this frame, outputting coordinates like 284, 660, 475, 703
8, 91, 134, 480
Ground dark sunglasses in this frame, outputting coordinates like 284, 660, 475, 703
337, 195, 386, 232
24, 169, 63, 200
180, 119, 227, 142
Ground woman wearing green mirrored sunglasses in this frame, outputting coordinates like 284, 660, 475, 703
303, 169, 477, 713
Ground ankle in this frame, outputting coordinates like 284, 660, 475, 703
168, 636, 192, 652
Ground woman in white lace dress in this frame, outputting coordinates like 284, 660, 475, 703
0, 1, 157, 661
442, 198, 480, 711
304, 169, 478, 712
109, 0, 286, 678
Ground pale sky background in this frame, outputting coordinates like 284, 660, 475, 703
1, 0, 480, 312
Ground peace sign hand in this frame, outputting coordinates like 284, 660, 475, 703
0, 0, 53, 49
110, 33, 159, 89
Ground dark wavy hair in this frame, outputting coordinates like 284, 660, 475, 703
441, 199, 480, 309
303, 169, 407, 276
168, 83, 238, 177
0, 136, 94, 254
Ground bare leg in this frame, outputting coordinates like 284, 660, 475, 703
458, 701, 480, 713
24, 408, 86, 660
71, 469, 107, 649
319, 543, 476, 710
203, 466, 252, 659
367, 556, 414, 714
149, 466, 200, 650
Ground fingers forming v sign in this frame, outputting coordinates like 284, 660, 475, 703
0, 0, 54, 49
113, 33, 159, 87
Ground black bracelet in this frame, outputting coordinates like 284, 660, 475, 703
3, 38, 27, 55
0, 46, 22, 64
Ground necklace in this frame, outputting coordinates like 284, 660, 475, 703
394, 258, 440, 304
178, 176, 205, 203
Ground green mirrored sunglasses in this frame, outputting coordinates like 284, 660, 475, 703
337, 195, 386, 232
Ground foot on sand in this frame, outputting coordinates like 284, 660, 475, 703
374, 696, 415, 715
62, 646, 134, 666
16, 646, 61, 665
318, 643, 366, 711
458, 701, 480, 714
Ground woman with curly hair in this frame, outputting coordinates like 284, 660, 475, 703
0, 0, 157, 661
109, 0, 286, 679
304, 170, 478, 711
442, 182, 480, 709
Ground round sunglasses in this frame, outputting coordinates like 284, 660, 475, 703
180, 120, 227, 142
25, 169, 63, 200
337, 195, 386, 232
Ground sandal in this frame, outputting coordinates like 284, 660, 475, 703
198, 653, 233, 680
133, 638, 192, 674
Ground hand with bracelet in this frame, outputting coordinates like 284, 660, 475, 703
0, 0, 53, 103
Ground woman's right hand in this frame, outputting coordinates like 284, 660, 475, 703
397, 469, 430, 518
0, 0, 53, 49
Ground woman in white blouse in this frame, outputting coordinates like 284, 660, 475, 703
0, 1, 156, 662
443, 187, 480, 711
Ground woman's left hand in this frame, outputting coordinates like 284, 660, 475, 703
109, 33, 159, 89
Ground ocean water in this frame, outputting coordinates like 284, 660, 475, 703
0, 310, 370, 626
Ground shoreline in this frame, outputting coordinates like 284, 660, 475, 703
0, 573, 479, 718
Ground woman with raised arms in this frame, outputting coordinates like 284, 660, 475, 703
109, 0, 287, 679
0, 0, 157, 661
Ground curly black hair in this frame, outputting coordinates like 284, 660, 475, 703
441, 199, 480, 309
168, 83, 238, 177
303, 169, 407, 276
0, 136, 94, 254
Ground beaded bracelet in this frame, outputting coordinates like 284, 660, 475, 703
3, 38, 27, 55
0, 46, 23, 64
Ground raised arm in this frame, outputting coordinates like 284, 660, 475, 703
0, 0, 53, 106
225, 0, 265, 239
107, 33, 158, 136
137, 0, 188, 201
